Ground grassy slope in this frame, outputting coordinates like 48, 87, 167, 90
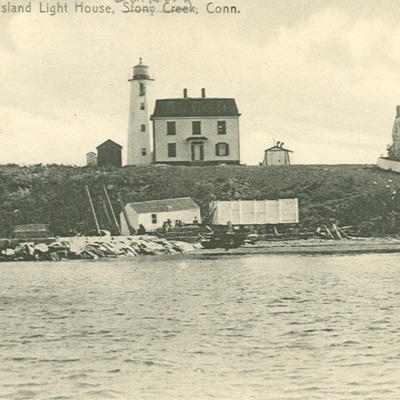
1, 163, 400, 237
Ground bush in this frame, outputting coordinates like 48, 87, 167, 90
1, 163, 400, 237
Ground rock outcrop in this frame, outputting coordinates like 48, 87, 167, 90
0, 236, 197, 261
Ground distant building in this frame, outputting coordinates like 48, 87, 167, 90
120, 197, 201, 234
86, 151, 97, 166
150, 88, 241, 165
262, 142, 293, 165
11, 224, 50, 239
97, 139, 122, 167
377, 105, 400, 172
389, 106, 400, 160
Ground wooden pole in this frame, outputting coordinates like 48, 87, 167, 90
85, 185, 101, 234
103, 186, 121, 235
100, 195, 113, 233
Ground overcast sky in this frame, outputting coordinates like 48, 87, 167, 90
1, 0, 400, 165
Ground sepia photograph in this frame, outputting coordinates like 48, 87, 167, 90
1, 0, 400, 398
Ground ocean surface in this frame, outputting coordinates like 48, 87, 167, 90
1, 253, 400, 399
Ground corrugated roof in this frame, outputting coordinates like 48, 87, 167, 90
151, 98, 240, 118
265, 145, 293, 153
127, 197, 200, 214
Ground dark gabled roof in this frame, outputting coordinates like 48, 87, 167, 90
265, 145, 293, 153
151, 98, 240, 118
127, 197, 200, 214
97, 139, 122, 150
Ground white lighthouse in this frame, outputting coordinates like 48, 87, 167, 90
126, 59, 153, 165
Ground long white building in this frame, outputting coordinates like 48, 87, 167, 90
120, 197, 201, 234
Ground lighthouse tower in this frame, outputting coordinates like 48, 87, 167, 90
126, 59, 153, 165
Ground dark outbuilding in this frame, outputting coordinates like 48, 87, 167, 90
97, 139, 122, 167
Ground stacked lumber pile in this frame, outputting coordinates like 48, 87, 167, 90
159, 225, 210, 243
316, 222, 348, 240
0, 236, 196, 262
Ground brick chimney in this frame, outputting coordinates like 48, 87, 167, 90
201, 88, 206, 98
183, 88, 188, 98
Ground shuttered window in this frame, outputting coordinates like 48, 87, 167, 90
216, 143, 229, 156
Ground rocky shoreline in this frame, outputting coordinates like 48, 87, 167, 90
0, 235, 198, 262
2, 236, 400, 262
196, 238, 400, 256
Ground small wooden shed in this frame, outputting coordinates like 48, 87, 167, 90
97, 139, 122, 167
11, 224, 50, 239
262, 142, 293, 165
86, 151, 97, 166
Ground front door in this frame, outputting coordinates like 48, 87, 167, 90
191, 143, 204, 161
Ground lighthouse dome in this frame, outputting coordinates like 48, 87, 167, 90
132, 58, 150, 80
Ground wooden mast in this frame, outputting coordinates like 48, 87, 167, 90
103, 186, 121, 235
85, 185, 101, 235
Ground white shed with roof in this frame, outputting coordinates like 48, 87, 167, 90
262, 142, 293, 165
209, 199, 299, 225
120, 197, 201, 234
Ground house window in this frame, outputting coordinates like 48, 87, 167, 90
151, 214, 157, 224
141, 124, 146, 132
167, 121, 176, 135
216, 142, 230, 156
141, 148, 147, 156
140, 103, 145, 110
217, 121, 226, 134
168, 143, 177, 157
192, 121, 201, 135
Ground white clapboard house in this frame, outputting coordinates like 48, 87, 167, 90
150, 88, 241, 165
120, 197, 201, 234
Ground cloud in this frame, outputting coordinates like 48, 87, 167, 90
237, 7, 400, 164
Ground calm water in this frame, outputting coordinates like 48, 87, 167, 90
1, 253, 400, 399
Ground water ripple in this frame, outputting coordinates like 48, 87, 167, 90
1, 254, 400, 399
